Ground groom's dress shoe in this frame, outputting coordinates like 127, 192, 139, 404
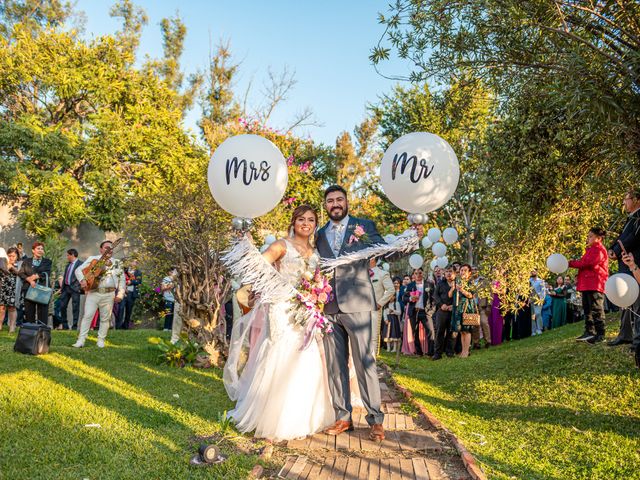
323, 420, 354, 436
369, 424, 385, 441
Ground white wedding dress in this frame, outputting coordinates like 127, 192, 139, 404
223, 240, 335, 441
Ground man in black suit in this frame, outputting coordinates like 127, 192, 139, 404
607, 189, 640, 346
118, 260, 142, 329
58, 248, 82, 330
403, 267, 435, 356
432, 265, 456, 359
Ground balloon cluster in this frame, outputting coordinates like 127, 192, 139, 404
406, 226, 459, 271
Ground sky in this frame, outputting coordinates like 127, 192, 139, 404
75, 0, 412, 146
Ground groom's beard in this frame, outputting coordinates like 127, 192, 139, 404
328, 205, 348, 222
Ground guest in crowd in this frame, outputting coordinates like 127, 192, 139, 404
161, 266, 178, 331
570, 227, 609, 344
384, 276, 403, 353
16, 242, 27, 261
17, 242, 52, 324
542, 282, 553, 330
607, 189, 640, 346
487, 270, 505, 345
73, 240, 125, 348
529, 270, 545, 335
564, 276, 579, 324
432, 265, 455, 359
621, 251, 640, 368
550, 275, 567, 328
58, 248, 82, 330
471, 266, 492, 349
403, 268, 434, 356
369, 258, 394, 355
0, 247, 20, 332
450, 264, 475, 358
119, 260, 142, 329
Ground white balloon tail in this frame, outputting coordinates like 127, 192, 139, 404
319, 230, 420, 271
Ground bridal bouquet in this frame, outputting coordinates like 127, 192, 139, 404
295, 268, 334, 335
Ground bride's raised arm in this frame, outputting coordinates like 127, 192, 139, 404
261, 239, 287, 265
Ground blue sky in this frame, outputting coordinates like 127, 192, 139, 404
75, 0, 411, 146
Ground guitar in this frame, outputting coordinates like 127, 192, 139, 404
82, 238, 124, 291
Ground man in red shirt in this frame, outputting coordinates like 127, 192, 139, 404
569, 227, 609, 344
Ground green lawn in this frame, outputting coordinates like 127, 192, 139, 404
0, 329, 263, 480
380, 318, 640, 480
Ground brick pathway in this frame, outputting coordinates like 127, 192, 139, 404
275, 370, 472, 480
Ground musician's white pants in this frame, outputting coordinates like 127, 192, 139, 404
76, 291, 115, 344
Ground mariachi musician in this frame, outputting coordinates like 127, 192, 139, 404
72, 240, 125, 349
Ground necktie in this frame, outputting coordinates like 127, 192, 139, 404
333, 223, 343, 255
65, 261, 74, 285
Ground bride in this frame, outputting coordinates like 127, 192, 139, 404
223, 205, 335, 441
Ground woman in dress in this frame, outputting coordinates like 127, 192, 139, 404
450, 264, 476, 357
0, 247, 20, 332
383, 276, 403, 352
550, 275, 567, 328
223, 205, 334, 441
487, 272, 505, 346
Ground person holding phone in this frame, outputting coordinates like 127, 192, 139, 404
569, 227, 609, 344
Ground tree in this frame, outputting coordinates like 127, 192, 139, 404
0, 0, 199, 237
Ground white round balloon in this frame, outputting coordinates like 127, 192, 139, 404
427, 227, 442, 243
546, 253, 569, 274
436, 256, 449, 268
379, 132, 460, 213
408, 254, 424, 269
264, 234, 277, 245
432, 242, 447, 258
485, 236, 496, 248
429, 259, 438, 270
382, 262, 390, 271
605, 274, 639, 308
442, 227, 458, 245
384, 234, 397, 244
421, 237, 433, 249
207, 134, 288, 218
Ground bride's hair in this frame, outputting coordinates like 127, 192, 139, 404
288, 205, 318, 241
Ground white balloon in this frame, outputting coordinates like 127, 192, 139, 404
259, 244, 269, 253
412, 213, 425, 225
408, 254, 424, 269
427, 227, 442, 243
432, 242, 447, 258
546, 253, 569, 274
207, 134, 288, 218
605, 274, 639, 308
264, 234, 277, 245
485, 236, 496, 248
442, 227, 458, 245
379, 132, 460, 213
384, 234, 397, 244
436, 256, 449, 268
421, 237, 432, 249
382, 262, 390, 271
429, 259, 438, 270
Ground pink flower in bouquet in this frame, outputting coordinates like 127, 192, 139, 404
318, 292, 328, 303
409, 290, 420, 302
310, 293, 318, 303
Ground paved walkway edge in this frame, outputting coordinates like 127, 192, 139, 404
380, 362, 488, 480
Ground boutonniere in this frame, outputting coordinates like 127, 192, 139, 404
348, 224, 370, 245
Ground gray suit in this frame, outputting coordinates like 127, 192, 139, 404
316, 216, 385, 426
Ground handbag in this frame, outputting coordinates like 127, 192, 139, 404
462, 297, 481, 327
25, 272, 53, 305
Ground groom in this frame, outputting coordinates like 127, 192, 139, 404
316, 185, 419, 441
